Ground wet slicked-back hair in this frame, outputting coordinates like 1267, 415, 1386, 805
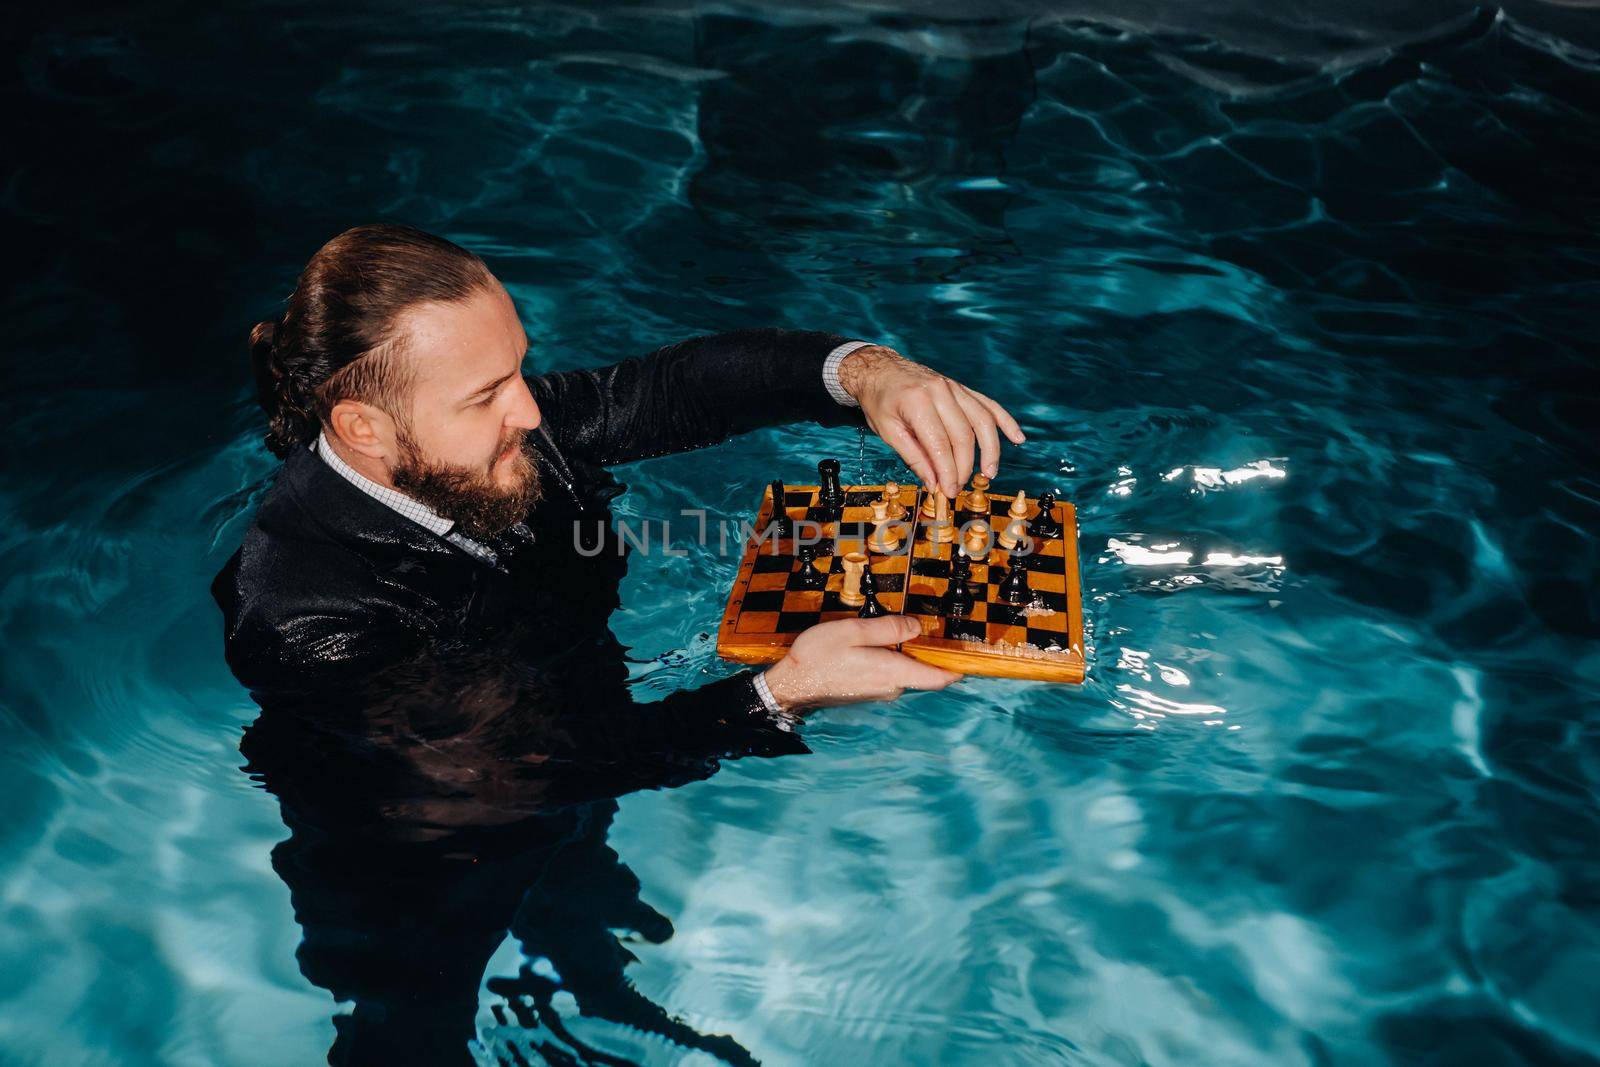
248, 224, 495, 458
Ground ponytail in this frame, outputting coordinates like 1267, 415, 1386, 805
250, 317, 320, 458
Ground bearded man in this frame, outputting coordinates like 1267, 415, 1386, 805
212, 224, 1024, 727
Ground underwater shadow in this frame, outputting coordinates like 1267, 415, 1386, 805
240, 633, 803, 1066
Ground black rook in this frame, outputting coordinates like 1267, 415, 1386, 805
817, 458, 844, 510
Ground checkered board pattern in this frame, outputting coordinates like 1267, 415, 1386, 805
716, 482, 1085, 683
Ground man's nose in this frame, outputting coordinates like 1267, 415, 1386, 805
507, 378, 541, 431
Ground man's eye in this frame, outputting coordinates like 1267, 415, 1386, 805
473, 392, 496, 408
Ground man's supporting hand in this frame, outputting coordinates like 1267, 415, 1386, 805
762, 616, 962, 711
838, 344, 1026, 499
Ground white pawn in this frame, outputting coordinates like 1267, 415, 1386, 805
838, 552, 868, 606
923, 489, 956, 543
868, 499, 902, 553
967, 473, 991, 513
961, 519, 990, 559
882, 482, 907, 521
997, 490, 1030, 551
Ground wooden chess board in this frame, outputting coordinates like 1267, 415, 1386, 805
716, 481, 1086, 683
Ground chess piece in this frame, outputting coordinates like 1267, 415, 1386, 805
920, 488, 939, 519
998, 549, 1031, 604
858, 568, 887, 618
796, 543, 825, 588
997, 490, 1031, 551
961, 519, 990, 559
819, 460, 844, 524
768, 479, 792, 538
838, 551, 868, 606
944, 558, 975, 616
945, 554, 975, 615
923, 490, 956, 543
1032, 491, 1062, 539
951, 551, 972, 584
817, 458, 844, 511
868, 499, 902, 553
967, 473, 991, 512
882, 482, 907, 521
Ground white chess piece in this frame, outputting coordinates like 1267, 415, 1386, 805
998, 490, 1030, 550
868, 499, 902, 553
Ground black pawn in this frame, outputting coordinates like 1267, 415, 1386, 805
769, 479, 793, 538
998, 550, 1031, 604
858, 568, 887, 618
951, 552, 972, 583
796, 543, 825, 588
817, 458, 844, 511
944, 576, 975, 617
1032, 491, 1062, 539
943, 553, 975, 616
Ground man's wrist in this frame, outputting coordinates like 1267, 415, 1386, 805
822, 340, 871, 407
753, 669, 803, 732
834, 343, 904, 405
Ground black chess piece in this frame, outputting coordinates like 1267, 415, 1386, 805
768, 478, 793, 538
1031, 491, 1062, 539
817, 458, 844, 510
944, 575, 975, 617
796, 543, 825, 588
951, 552, 972, 583
998, 549, 1031, 604
858, 568, 887, 618
942, 553, 974, 616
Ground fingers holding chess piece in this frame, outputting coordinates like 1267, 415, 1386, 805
839, 551, 868, 607
997, 490, 1030, 551
868, 499, 903, 553
857, 568, 888, 618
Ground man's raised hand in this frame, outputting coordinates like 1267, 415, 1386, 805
837, 345, 1026, 499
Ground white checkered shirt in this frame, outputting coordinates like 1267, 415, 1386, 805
822, 340, 871, 407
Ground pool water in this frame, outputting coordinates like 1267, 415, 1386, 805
4, 3, 1599, 1064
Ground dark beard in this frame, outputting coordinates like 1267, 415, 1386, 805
391, 427, 542, 542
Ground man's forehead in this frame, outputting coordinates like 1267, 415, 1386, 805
398, 287, 526, 385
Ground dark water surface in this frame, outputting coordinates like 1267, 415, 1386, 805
4, 2, 1599, 1064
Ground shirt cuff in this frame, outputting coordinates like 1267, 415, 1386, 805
752, 670, 802, 732
822, 340, 872, 408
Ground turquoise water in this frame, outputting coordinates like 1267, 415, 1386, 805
5, 3, 1600, 1064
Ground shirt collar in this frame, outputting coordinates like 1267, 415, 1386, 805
312, 431, 456, 539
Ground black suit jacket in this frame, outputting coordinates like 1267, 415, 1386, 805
212, 327, 865, 732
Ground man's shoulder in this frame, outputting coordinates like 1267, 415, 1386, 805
210, 452, 437, 688
213, 462, 375, 610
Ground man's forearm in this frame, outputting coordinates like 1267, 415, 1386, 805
529, 328, 873, 468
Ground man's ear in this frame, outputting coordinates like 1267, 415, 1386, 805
327, 399, 394, 460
